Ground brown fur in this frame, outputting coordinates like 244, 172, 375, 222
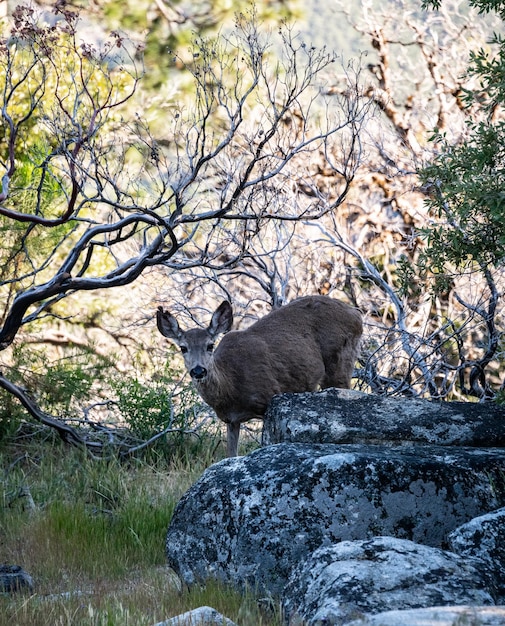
157, 295, 362, 456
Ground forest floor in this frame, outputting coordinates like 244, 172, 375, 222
0, 427, 280, 626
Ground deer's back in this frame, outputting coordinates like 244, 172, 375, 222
247, 295, 362, 349
202, 296, 362, 421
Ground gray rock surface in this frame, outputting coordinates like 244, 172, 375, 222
262, 388, 505, 447
448, 507, 505, 601
346, 605, 505, 626
165, 442, 505, 595
282, 537, 495, 625
0, 564, 33, 593
165, 390, 505, 624
152, 606, 237, 626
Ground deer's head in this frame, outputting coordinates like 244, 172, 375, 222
157, 301, 233, 381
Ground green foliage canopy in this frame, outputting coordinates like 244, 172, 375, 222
420, 121, 505, 273
419, 0, 505, 278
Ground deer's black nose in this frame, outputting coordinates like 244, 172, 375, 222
190, 365, 207, 380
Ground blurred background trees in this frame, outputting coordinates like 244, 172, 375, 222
0, 0, 503, 456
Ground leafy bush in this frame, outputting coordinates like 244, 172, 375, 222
0, 339, 219, 458
112, 365, 216, 455
419, 121, 505, 275
0, 343, 114, 441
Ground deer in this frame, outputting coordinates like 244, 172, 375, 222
156, 295, 363, 457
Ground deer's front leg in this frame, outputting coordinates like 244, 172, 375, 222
226, 422, 240, 457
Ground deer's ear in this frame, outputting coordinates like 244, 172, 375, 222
156, 307, 182, 341
209, 301, 233, 337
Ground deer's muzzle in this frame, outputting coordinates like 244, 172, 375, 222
190, 365, 207, 380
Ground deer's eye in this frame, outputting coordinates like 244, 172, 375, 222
180, 346, 188, 355
206, 343, 215, 353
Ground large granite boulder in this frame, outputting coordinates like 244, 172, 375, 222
165, 442, 505, 596
282, 537, 496, 625
165, 391, 505, 624
262, 388, 505, 448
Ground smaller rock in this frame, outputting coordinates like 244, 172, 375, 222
282, 537, 495, 626
152, 606, 238, 626
346, 605, 505, 626
448, 507, 505, 601
0, 564, 33, 593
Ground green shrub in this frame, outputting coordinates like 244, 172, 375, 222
111, 365, 217, 457
0, 343, 115, 442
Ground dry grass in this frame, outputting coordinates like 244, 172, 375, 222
0, 429, 282, 626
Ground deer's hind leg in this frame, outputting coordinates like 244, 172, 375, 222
321, 339, 360, 389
